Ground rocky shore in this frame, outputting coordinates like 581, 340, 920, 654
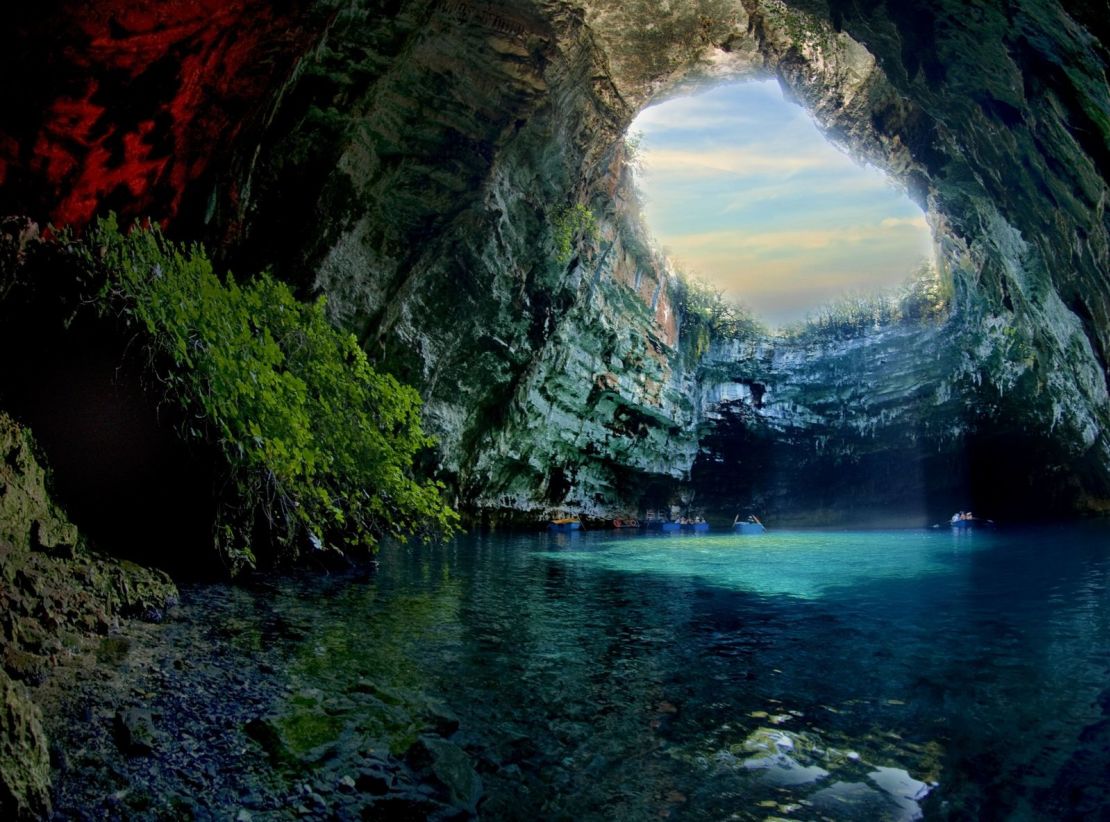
38, 579, 483, 821
0, 413, 177, 817
0, 411, 484, 819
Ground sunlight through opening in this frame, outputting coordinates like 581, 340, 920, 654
629, 79, 936, 327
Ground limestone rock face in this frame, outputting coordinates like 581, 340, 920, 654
0, 669, 50, 821
692, 315, 1098, 524
0, 0, 1107, 517
0, 412, 179, 813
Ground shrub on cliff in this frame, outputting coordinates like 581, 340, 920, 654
83, 216, 458, 572
677, 273, 764, 362
551, 204, 599, 264
780, 262, 950, 343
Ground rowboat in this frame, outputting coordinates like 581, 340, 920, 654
734, 515, 766, 534
548, 517, 582, 532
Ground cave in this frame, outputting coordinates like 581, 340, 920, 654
2, 0, 1108, 530
0, 238, 220, 574
1, 2, 1109, 819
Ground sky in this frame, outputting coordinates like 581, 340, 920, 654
629, 80, 934, 326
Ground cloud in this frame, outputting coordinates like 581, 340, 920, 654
629, 79, 934, 324
638, 139, 868, 179
881, 216, 929, 229
669, 222, 922, 255
718, 176, 896, 214
633, 106, 758, 133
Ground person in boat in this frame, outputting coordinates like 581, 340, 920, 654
951, 512, 962, 523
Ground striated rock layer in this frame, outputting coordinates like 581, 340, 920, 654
0, 0, 1107, 521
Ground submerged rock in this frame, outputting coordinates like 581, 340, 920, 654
406, 735, 483, 812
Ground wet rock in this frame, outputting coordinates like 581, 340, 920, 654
406, 736, 482, 812
355, 768, 392, 795
0, 669, 51, 820
30, 517, 77, 559
426, 703, 460, 737
113, 708, 156, 756
244, 717, 290, 765
361, 793, 452, 822
2, 647, 47, 686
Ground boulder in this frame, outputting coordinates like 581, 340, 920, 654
114, 707, 157, 756
0, 669, 51, 820
406, 736, 482, 812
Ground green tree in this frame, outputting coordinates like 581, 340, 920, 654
84, 216, 458, 572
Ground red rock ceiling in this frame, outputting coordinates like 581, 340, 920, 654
1, 0, 320, 229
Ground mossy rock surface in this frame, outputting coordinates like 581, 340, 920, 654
0, 412, 179, 813
0, 669, 50, 820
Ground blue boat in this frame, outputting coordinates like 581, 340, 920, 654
734, 516, 766, 534
645, 519, 681, 532
951, 517, 992, 530
682, 521, 710, 532
548, 518, 582, 532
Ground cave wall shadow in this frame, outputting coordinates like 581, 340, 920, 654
0, 280, 221, 577
688, 402, 1090, 527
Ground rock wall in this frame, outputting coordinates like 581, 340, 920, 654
223, 0, 1110, 518
0, 0, 1107, 520
691, 313, 1101, 524
0, 411, 178, 818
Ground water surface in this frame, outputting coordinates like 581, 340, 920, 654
157, 525, 1110, 819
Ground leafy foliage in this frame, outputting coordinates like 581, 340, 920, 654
780, 262, 952, 342
551, 203, 599, 264
676, 273, 765, 362
84, 216, 458, 572
898, 261, 953, 323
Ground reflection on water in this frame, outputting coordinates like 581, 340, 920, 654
538, 528, 980, 599
237, 525, 1110, 819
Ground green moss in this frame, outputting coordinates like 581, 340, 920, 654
551, 204, 599, 264
0, 670, 51, 820
278, 706, 344, 757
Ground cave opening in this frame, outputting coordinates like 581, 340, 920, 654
621, 79, 1030, 525
629, 78, 937, 328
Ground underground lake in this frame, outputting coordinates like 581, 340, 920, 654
41, 524, 1110, 820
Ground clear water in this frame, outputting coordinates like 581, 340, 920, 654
244, 525, 1110, 819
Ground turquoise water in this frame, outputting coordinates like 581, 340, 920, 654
265, 524, 1110, 819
